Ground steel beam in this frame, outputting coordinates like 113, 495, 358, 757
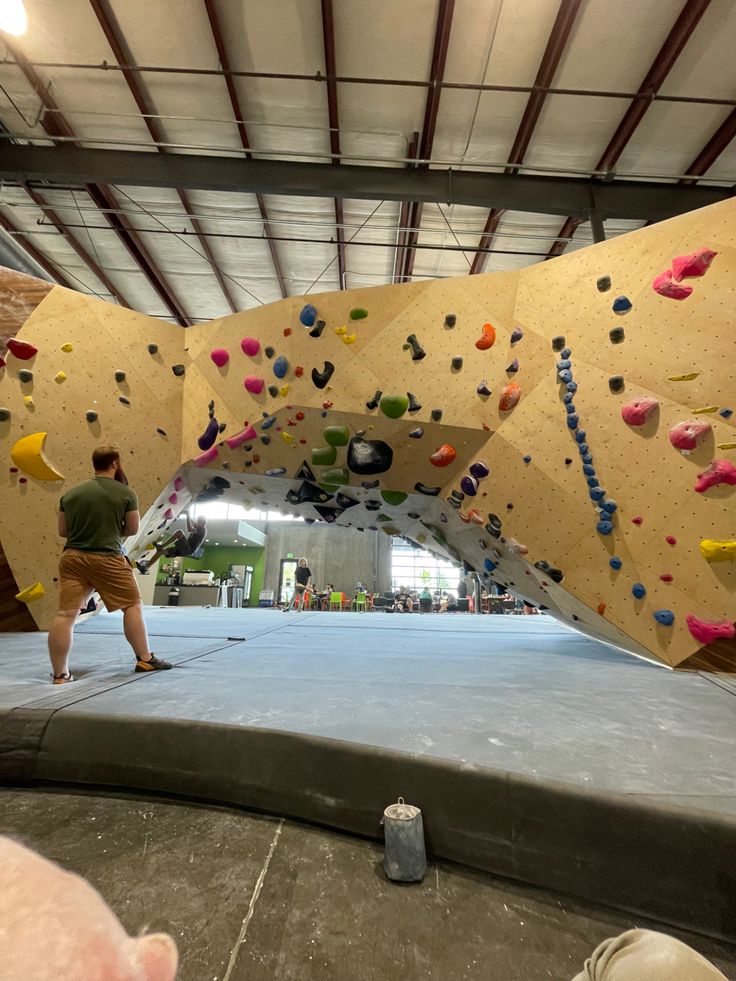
0, 210, 76, 288
680, 107, 736, 184
1, 145, 729, 221
320, 0, 346, 290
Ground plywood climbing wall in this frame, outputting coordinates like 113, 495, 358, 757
1, 198, 734, 670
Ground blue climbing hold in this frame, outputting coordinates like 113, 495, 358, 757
597, 520, 613, 535
720, 408, 733, 419
261, 416, 276, 430
632, 582, 646, 599
556, 359, 572, 371
563, 392, 574, 404
484, 559, 497, 572
654, 609, 675, 626
590, 487, 605, 501
613, 295, 632, 314
299, 304, 317, 327
583, 464, 595, 476
558, 369, 573, 384
600, 499, 617, 514
561, 348, 571, 359
567, 415, 579, 430
578, 444, 589, 457
586, 476, 599, 488
609, 557, 622, 570
265, 467, 287, 477
566, 402, 577, 414
523, 455, 532, 464
566, 381, 578, 393
581, 453, 593, 465
575, 429, 587, 444
273, 356, 289, 379
409, 428, 424, 439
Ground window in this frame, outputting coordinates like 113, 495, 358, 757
189, 502, 303, 522
390, 538, 462, 593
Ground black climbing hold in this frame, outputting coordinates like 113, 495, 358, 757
361, 480, 380, 489
172, 364, 185, 377
312, 361, 335, 389
414, 483, 441, 496
523, 455, 532, 464
447, 497, 461, 509
114, 370, 126, 383
608, 375, 625, 393
506, 359, 519, 373
572, 614, 580, 621
260, 435, 271, 445
477, 380, 491, 397
596, 276, 611, 292
366, 390, 382, 410
444, 314, 456, 328
314, 505, 343, 523
0, 408, 10, 422
609, 326, 625, 344
86, 410, 98, 423
309, 320, 326, 339
264, 346, 275, 359
478, 538, 487, 550
156, 427, 167, 436
347, 436, 393, 475
407, 512, 420, 520
119, 396, 130, 406
218, 422, 226, 433
430, 409, 443, 422
565, 458, 573, 465
408, 428, 424, 439
486, 514, 502, 537
335, 493, 359, 509
268, 385, 279, 397
451, 357, 463, 371
294, 461, 316, 481
506, 503, 514, 510
405, 333, 426, 361
449, 489, 465, 502
147, 344, 158, 355
552, 336, 565, 352
286, 481, 333, 505
406, 392, 422, 413
19, 369, 33, 383
535, 560, 564, 584
365, 500, 381, 511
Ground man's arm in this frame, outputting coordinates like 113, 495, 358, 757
57, 511, 68, 539
122, 510, 140, 537
185, 512, 195, 533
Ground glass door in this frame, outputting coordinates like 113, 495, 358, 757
278, 559, 297, 606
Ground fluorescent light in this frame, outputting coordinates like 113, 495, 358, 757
0, 0, 27, 35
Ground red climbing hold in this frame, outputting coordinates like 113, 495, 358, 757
0, 356, 5, 369
323, 401, 333, 409
659, 574, 673, 582
694, 458, 736, 493
284, 327, 292, 337
685, 614, 735, 645
168, 493, 178, 505
652, 270, 693, 300
6, 338, 38, 360
632, 516, 643, 525
499, 383, 521, 411
475, 323, 496, 350
621, 397, 659, 426
210, 348, 229, 367
295, 411, 305, 421
666, 536, 677, 545
429, 444, 457, 468
597, 602, 606, 616
669, 418, 711, 452
672, 248, 717, 281
295, 365, 304, 377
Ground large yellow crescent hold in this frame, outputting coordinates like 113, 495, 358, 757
10, 432, 65, 481
15, 581, 45, 603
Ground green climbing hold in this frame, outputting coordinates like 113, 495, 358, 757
320, 467, 349, 489
323, 425, 349, 447
377, 514, 392, 522
379, 394, 409, 419
381, 490, 408, 506
350, 308, 368, 320
311, 445, 337, 467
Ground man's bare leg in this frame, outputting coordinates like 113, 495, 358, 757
47, 609, 80, 677
122, 603, 153, 661
138, 530, 183, 570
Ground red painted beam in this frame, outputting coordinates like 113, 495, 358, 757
392, 133, 419, 284
320, 0, 346, 290
680, 107, 736, 184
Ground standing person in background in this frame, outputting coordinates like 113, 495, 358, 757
48, 445, 171, 684
286, 556, 313, 611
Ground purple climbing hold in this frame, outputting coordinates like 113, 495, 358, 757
469, 461, 489, 479
460, 475, 478, 497
408, 428, 424, 439
477, 380, 491, 397
510, 327, 523, 344
506, 359, 519, 373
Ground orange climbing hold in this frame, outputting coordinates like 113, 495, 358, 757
499, 383, 521, 411
429, 443, 457, 468
475, 322, 496, 350
597, 601, 606, 616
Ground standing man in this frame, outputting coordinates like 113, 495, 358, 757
48, 445, 171, 684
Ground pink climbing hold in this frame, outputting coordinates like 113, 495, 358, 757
168, 493, 178, 505
651, 270, 693, 300
241, 337, 260, 357
164, 508, 174, 520
174, 477, 185, 491
621, 397, 659, 427
671, 248, 717, 282
685, 614, 735, 646
193, 446, 219, 467
210, 348, 229, 367
225, 425, 258, 450
669, 418, 711, 452
6, 338, 38, 360
666, 536, 677, 545
694, 458, 736, 493
244, 375, 265, 395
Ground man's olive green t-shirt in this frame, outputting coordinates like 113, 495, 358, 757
60, 477, 138, 554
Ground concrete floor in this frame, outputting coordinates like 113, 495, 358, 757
1, 787, 734, 981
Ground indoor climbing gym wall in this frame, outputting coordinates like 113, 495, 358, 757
0, 198, 733, 672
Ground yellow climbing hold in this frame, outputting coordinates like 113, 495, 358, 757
342, 333, 357, 345
55, 371, 67, 383
15, 581, 45, 603
61, 343, 73, 352
668, 372, 699, 381
335, 325, 347, 336
692, 406, 718, 414
279, 384, 290, 397
699, 539, 736, 562
23, 395, 33, 406
717, 442, 736, 450
281, 431, 294, 444
10, 432, 65, 481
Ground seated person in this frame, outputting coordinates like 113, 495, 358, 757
394, 586, 414, 612
418, 588, 433, 612
314, 582, 334, 610
136, 512, 206, 573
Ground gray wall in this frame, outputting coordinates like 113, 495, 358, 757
252, 521, 392, 596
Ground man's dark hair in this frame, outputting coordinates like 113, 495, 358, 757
92, 445, 121, 472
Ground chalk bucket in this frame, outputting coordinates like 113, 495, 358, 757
382, 797, 426, 882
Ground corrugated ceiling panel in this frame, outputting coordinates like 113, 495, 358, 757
340, 199, 398, 289
260, 194, 339, 296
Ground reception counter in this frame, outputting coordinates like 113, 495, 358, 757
152, 584, 245, 607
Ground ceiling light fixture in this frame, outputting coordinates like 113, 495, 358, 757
0, 0, 27, 35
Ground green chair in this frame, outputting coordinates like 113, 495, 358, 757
329, 591, 343, 611
354, 591, 367, 612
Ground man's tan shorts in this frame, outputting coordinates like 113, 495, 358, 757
58, 549, 141, 613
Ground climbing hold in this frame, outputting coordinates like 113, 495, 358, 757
484, 559, 497, 573
506, 359, 519, 374
350, 308, 368, 320
609, 557, 622, 570
324, 425, 349, 447
669, 418, 711, 452
210, 348, 229, 367
379, 394, 409, 419
612, 296, 632, 314
469, 461, 489, 479
460, 475, 478, 496
260, 436, 270, 446
451, 356, 463, 371
564, 458, 573, 465
694, 459, 736, 493
147, 343, 158, 355
10, 432, 65, 481
273, 356, 289, 379
405, 333, 426, 361
0, 408, 10, 422
475, 323, 496, 351
18, 369, 33, 383
597, 520, 613, 535
621, 397, 659, 427
267, 385, 279, 397
477, 380, 492, 397
261, 415, 276, 430
631, 583, 646, 599
600, 499, 617, 514
589, 487, 605, 501
668, 372, 699, 382
309, 320, 326, 339
563, 393, 574, 405
281, 432, 294, 444
225, 425, 258, 450
552, 336, 565, 352
672, 248, 717, 281
499, 383, 521, 411
664, 536, 677, 546
193, 446, 219, 467
719, 408, 733, 419
608, 375, 625, 393
523, 455, 532, 464
408, 428, 424, 439
431, 409, 443, 422
311, 445, 337, 467
381, 490, 408, 507
561, 348, 571, 359
6, 338, 38, 360
632, 516, 643, 525
609, 327, 625, 344
348, 436, 393, 475
567, 380, 578, 393
15, 582, 45, 603
299, 304, 317, 327
652, 269, 693, 300
596, 602, 607, 616
322, 401, 333, 410
558, 369, 572, 384
414, 483, 441, 496
366, 390, 382, 411
244, 376, 265, 395
692, 406, 719, 415
659, 574, 673, 583
335, 325, 347, 336
55, 371, 66, 383
486, 514, 502, 538
264, 346, 275, 359
61, 343, 73, 353
654, 610, 675, 626
510, 327, 523, 344
567, 414, 579, 429
197, 415, 220, 451
342, 333, 357, 345
171, 364, 185, 377
118, 397, 130, 406
241, 337, 260, 357
717, 442, 736, 450
534, 560, 563, 583
406, 392, 422, 413
699, 539, 736, 562
685, 614, 736, 645
596, 276, 611, 292
336, 493, 360, 509
85, 410, 98, 423
444, 314, 456, 328
312, 361, 335, 389
429, 444, 457, 468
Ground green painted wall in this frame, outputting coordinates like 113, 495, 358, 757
156, 545, 266, 606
